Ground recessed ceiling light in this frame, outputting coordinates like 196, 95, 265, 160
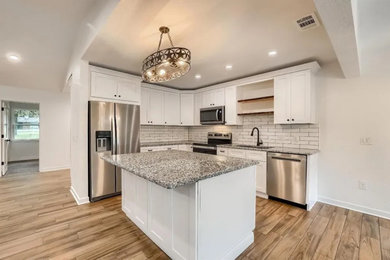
225, 64, 233, 70
195, 74, 201, 79
268, 50, 277, 57
6, 53, 21, 63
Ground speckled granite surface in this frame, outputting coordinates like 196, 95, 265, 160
140, 140, 197, 147
101, 150, 257, 189
218, 144, 319, 155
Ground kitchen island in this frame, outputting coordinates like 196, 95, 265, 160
102, 150, 258, 260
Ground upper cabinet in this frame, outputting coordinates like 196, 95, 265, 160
90, 67, 141, 104
163, 92, 180, 125
180, 94, 194, 126
202, 89, 225, 107
141, 88, 164, 125
193, 92, 203, 125
274, 70, 316, 124
224, 86, 242, 125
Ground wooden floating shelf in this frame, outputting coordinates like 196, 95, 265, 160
237, 96, 274, 103
237, 111, 274, 116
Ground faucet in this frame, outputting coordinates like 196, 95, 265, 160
250, 127, 263, 146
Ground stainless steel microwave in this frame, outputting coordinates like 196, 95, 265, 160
200, 106, 225, 125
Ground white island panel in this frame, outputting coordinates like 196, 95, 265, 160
121, 165, 256, 260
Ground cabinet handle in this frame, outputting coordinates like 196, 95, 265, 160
181, 122, 183, 124
118, 95, 121, 98
114, 94, 117, 97
287, 119, 290, 122
151, 121, 153, 123
165, 122, 167, 124
148, 149, 153, 152
292, 118, 295, 121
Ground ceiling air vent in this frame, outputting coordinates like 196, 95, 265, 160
296, 13, 320, 31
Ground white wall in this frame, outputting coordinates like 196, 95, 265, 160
317, 62, 390, 218
9, 141, 39, 162
0, 85, 70, 172
69, 61, 90, 204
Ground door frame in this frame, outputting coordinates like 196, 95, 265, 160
0, 99, 41, 176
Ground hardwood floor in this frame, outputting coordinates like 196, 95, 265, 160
0, 169, 389, 259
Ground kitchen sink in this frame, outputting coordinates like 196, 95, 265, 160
235, 145, 273, 150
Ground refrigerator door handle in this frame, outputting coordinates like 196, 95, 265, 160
111, 116, 117, 155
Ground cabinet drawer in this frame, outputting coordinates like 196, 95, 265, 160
217, 148, 228, 155
227, 149, 246, 159
160, 145, 179, 151
245, 150, 267, 162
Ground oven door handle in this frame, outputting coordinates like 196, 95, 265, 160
192, 145, 217, 150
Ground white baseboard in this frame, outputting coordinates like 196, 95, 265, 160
70, 186, 90, 205
223, 232, 254, 260
40, 165, 70, 172
318, 196, 390, 220
256, 191, 268, 199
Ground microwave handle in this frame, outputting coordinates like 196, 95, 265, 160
216, 110, 219, 120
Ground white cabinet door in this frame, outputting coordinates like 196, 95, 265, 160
202, 90, 214, 107
180, 94, 194, 125
148, 183, 172, 247
90, 72, 118, 99
213, 88, 225, 107
224, 86, 241, 125
290, 71, 310, 123
140, 88, 149, 124
117, 78, 141, 103
163, 92, 180, 125
227, 149, 246, 159
149, 89, 164, 125
194, 92, 203, 125
255, 162, 267, 194
202, 89, 225, 107
274, 75, 291, 124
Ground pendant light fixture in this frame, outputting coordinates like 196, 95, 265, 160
142, 26, 191, 83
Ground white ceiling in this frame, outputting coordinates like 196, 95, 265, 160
84, 0, 337, 89
0, 0, 98, 91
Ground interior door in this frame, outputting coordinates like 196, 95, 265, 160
1, 101, 10, 176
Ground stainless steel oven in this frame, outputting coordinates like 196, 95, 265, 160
192, 132, 232, 155
200, 106, 225, 125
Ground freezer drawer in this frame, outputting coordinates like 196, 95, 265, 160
267, 152, 307, 205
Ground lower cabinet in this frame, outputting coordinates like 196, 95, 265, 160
140, 144, 192, 153
217, 147, 267, 198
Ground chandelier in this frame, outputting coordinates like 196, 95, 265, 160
142, 26, 191, 83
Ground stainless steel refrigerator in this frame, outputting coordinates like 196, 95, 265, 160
88, 101, 140, 202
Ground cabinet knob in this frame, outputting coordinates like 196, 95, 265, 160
287, 119, 290, 122
151, 121, 153, 123
118, 95, 121, 98
292, 119, 295, 121
165, 122, 167, 124
181, 122, 182, 124
114, 94, 117, 97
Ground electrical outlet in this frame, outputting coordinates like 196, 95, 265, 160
360, 137, 372, 145
358, 180, 367, 190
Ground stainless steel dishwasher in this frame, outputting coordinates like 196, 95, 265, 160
267, 152, 307, 206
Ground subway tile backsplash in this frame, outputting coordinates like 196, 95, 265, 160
141, 114, 319, 149
140, 125, 189, 142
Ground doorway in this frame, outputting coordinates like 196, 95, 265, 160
1, 101, 40, 176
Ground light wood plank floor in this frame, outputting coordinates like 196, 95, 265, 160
0, 170, 388, 259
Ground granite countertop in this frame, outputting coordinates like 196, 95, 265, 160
141, 140, 196, 147
217, 144, 319, 155
101, 150, 258, 189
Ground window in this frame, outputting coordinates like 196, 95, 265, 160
12, 108, 39, 140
